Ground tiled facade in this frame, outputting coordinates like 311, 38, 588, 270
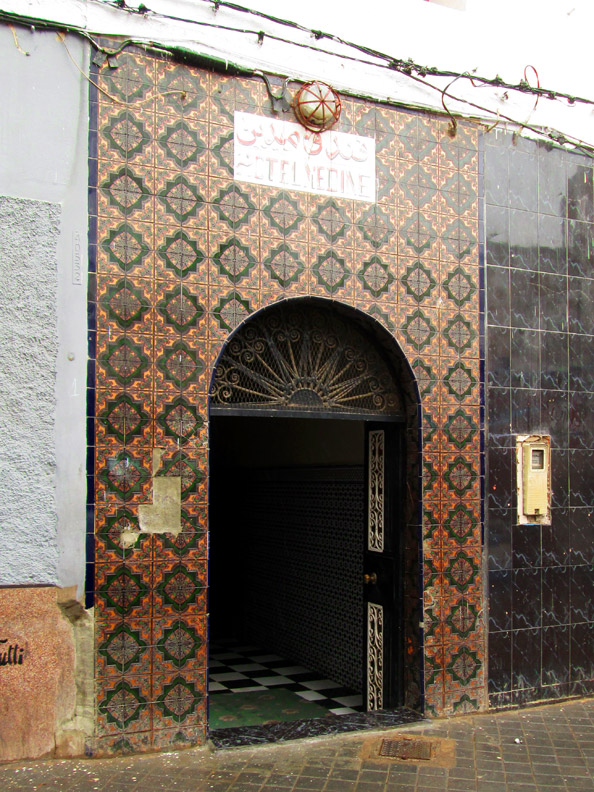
486, 132, 594, 707
88, 47, 485, 754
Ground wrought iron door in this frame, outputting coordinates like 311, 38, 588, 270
364, 421, 402, 711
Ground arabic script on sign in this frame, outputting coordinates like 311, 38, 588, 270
234, 111, 376, 202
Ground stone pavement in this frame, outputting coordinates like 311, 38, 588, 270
3, 698, 594, 791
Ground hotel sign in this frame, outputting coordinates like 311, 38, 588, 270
234, 111, 376, 203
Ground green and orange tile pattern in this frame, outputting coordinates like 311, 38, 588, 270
89, 47, 485, 753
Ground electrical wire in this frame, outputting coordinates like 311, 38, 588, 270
1, 4, 593, 156
93, 0, 594, 110
58, 32, 199, 109
58, 32, 128, 106
393, 59, 594, 157
9, 23, 29, 55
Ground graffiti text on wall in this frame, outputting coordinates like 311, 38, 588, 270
0, 640, 24, 666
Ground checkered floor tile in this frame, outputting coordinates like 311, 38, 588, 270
209, 641, 364, 715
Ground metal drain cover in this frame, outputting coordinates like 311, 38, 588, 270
379, 737, 434, 760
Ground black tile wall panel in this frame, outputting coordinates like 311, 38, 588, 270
485, 131, 594, 707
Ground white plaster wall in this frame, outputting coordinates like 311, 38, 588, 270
0, 29, 89, 594
0, 197, 61, 583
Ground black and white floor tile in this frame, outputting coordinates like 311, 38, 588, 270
208, 641, 364, 715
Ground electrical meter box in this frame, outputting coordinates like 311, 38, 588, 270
516, 435, 551, 524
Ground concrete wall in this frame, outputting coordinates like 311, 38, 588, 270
0, 27, 89, 593
0, 26, 91, 762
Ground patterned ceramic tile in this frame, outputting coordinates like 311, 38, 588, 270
210, 234, 260, 289
98, 164, 155, 222
153, 450, 207, 499
211, 182, 258, 232
401, 258, 438, 304
154, 283, 207, 333
441, 406, 480, 453
154, 171, 208, 228
442, 452, 481, 500
441, 309, 480, 358
438, 169, 478, 214
355, 252, 398, 302
154, 226, 207, 282
310, 248, 354, 298
96, 448, 153, 504
155, 116, 208, 174
96, 618, 152, 678
439, 216, 478, 264
423, 599, 445, 647
90, 729, 153, 757
97, 334, 153, 391
98, 109, 155, 169
152, 515, 207, 562
95, 505, 152, 564
96, 391, 153, 447
440, 357, 481, 406
95, 563, 153, 621
372, 159, 397, 206
309, 197, 353, 245
354, 204, 397, 252
158, 60, 209, 102
99, 220, 154, 278
401, 307, 440, 356
441, 501, 482, 549
443, 687, 484, 716
207, 127, 234, 178
442, 594, 483, 643
98, 52, 155, 105
424, 653, 445, 714
150, 724, 207, 751
91, 49, 484, 754
153, 581, 207, 621
442, 275, 479, 325
97, 275, 153, 336
262, 240, 307, 290
398, 162, 439, 214
444, 639, 485, 692
153, 618, 207, 673
154, 340, 206, 392
208, 290, 254, 336
152, 671, 207, 730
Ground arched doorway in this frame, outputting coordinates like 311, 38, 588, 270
207, 298, 421, 735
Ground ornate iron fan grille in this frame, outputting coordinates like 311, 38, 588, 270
210, 302, 404, 417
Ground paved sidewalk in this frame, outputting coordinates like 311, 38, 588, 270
3, 699, 594, 791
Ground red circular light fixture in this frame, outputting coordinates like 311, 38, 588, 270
293, 81, 341, 132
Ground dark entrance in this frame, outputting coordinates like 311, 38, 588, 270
207, 299, 409, 735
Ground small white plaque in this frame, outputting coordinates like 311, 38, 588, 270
72, 231, 83, 285
234, 111, 376, 202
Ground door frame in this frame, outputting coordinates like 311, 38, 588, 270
207, 410, 406, 723
207, 296, 423, 727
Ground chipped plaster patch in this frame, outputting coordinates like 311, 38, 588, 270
136, 448, 182, 537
